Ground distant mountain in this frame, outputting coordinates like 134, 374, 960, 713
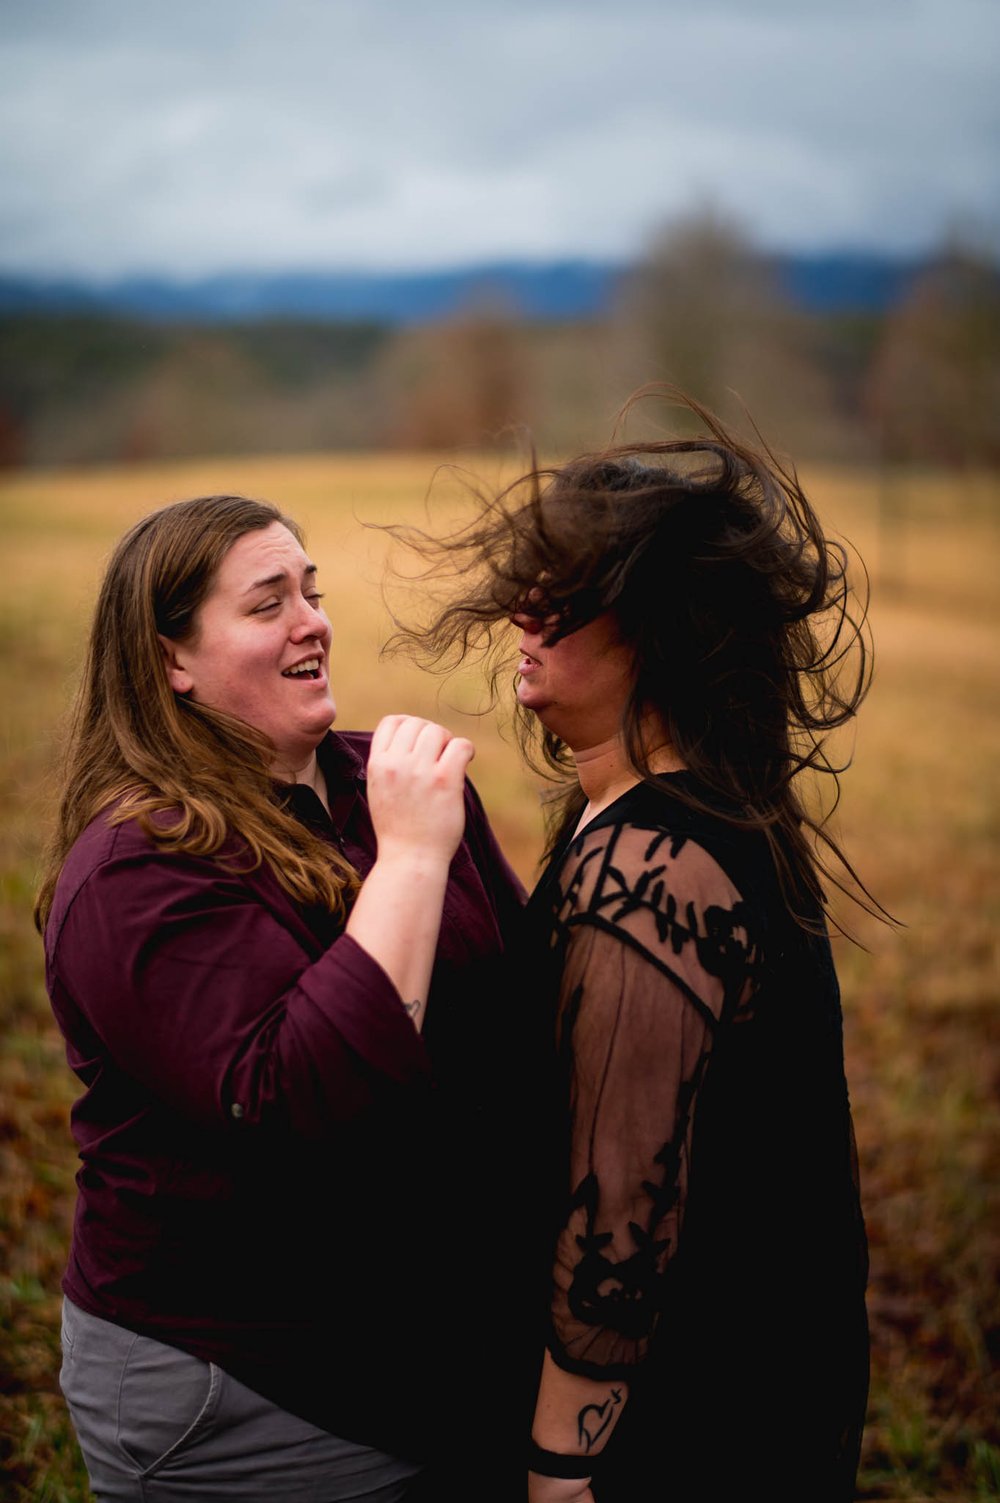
0, 253, 921, 325
0, 262, 623, 324
772, 253, 923, 312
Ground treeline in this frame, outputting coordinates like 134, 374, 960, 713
2, 213, 998, 469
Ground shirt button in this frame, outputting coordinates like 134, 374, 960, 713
230, 1103, 245, 1120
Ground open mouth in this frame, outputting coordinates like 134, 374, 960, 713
282, 658, 322, 681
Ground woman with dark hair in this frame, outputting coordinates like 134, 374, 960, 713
36, 494, 523, 1501
400, 398, 873, 1501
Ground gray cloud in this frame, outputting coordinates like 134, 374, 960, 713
0, 0, 997, 275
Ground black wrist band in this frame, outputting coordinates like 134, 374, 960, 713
528, 1440, 595, 1479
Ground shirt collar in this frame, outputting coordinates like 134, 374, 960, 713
271, 731, 364, 799
316, 730, 366, 785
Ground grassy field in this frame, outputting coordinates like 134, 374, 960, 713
1, 452, 998, 1501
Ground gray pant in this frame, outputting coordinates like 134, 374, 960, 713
59, 1298, 422, 1503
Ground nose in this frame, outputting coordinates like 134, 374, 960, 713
511, 609, 545, 633
290, 596, 330, 642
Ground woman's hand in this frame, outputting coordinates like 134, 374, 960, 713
365, 715, 474, 870
528, 1475, 594, 1503
345, 716, 475, 1030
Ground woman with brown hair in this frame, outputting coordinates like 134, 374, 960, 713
402, 397, 873, 1501
36, 493, 523, 1501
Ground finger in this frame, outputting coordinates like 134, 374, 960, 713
387, 715, 431, 756
438, 736, 475, 777
371, 714, 408, 754
412, 719, 451, 760
374, 715, 427, 757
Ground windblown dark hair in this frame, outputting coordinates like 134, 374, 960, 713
389, 392, 881, 930
35, 494, 357, 932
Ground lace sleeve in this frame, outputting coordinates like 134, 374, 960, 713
547, 822, 759, 1377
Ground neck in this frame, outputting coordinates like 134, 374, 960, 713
572, 726, 685, 832
274, 748, 329, 812
573, 735, 637, 810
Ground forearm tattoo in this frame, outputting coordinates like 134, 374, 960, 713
577, 1386, 623, 1452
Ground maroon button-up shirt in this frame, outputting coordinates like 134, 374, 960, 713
45, 730, 525, 1459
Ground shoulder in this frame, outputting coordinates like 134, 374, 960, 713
53, 803, 150, 891
554, 783, 751, 915
45, 804, 256, 962
45, 807, 142, 955
548, 787, 762, 999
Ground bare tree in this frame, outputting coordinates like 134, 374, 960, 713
867, 236, 1000, 469
377, 299, 528, 450
617, 207, 846, 455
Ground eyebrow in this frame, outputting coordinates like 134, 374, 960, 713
242, 563, 317, 595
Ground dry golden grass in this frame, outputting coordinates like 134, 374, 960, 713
0, 452, 998, 1500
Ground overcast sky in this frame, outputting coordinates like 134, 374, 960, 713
1, 0, 997, 279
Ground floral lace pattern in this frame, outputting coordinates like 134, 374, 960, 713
542, 818, 760, 1371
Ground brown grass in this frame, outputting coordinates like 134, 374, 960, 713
0, 453, 998, 1500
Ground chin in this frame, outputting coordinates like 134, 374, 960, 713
311, 713, 336, 741
308, 698, 337, 732
516, 683, 544, 713
287, 713, 335, 756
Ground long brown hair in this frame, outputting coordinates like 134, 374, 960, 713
389, 393, 881, 929
35, 494, 357, 932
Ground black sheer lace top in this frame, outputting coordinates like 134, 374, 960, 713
524, 778, 869, 1497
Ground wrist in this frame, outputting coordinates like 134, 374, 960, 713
369, 844, 451, 879
528, 1440, 594, 1479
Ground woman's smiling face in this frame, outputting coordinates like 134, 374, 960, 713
161, 521, 336, 775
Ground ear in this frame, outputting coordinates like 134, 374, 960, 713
158, 634, 195, 696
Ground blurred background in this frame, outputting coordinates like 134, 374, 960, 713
1, 1, 998, 1499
